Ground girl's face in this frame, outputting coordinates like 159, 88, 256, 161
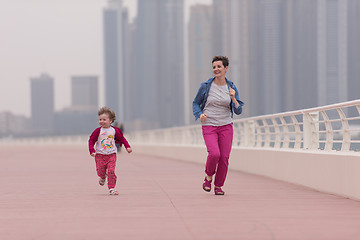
99, 113, 112, 128
212, 60, 228, 78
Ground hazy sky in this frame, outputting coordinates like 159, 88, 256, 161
0, 0, 211, 117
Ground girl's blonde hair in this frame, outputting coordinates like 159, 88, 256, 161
98, 106, 116, 122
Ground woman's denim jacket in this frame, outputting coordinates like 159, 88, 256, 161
192, 77, 244, 120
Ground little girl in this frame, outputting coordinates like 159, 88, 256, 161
88, 107, 132, 195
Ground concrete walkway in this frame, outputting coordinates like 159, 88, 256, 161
1, 146, 360, 240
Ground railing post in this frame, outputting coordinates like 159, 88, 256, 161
303, 112, 319, 149
244, 120, 255, 147
336, 108, 351, 151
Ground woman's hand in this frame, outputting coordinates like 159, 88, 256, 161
200, 113, 208, 123
90, 152, 96, 157
126, 147, 132, 153
229, 87, 236, 100
229, 87, 239, 107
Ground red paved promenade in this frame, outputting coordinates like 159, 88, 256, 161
1, 146, 360, 240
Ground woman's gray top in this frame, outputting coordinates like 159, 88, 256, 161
202, 83, 232, 126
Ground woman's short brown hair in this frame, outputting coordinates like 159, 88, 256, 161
98, 106, 116, 122
212, 56, 229, 68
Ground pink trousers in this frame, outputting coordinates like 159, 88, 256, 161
202, 123, 233, 187
95, 153, 117, 189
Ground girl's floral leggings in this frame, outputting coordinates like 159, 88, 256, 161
95, 153, 117, 189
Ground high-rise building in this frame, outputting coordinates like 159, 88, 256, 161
187, 4, 213, 124
54, 76, 99, 136
103, 0, 129, 122
284, 0, 318, 111
103, 2, 120, 116
211, 0, 226, 55
135, 0, 185, 129
121, 7, 135, 124
135, 0, 162, 129
0, 112, 30, 137
216, 0, 251, 117
347, 0, 360, 102
159, 0, 185, 128
248, 0, 287, 116
30, 73, 54, 134
317, 0, 348, 106
71, 75, 98, 109
234, 0, 251, 118
347, 0, 360, 123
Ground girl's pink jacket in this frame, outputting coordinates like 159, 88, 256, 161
88, 126, 131, 155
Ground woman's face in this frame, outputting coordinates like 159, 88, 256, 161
212, 60, 228, 78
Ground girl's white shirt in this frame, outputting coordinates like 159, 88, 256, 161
95, 127, 117, 155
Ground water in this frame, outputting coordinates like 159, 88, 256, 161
320, 142, 360, 152
246, 141, 360, 152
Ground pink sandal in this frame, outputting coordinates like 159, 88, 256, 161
202, 177, 212, 192
214, 187, 225, 195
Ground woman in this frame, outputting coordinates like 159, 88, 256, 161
192, 56, 244, 195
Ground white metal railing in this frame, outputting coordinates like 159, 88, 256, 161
0, 135, 88, 146
1, 100, 360, 152
128, 99, 360, 152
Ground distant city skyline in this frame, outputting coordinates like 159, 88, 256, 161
0, 0, 212, 117
1, 0, 359, 134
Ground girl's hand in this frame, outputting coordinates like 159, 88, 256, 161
200, 113, 208, 123
126, 147, 132, 153
90, 152, 96, 157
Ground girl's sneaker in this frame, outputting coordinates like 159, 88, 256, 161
109, 189, 119, 195
99, 178, 106, 186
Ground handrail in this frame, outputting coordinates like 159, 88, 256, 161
2, 100, 360, 152
128, 99, 360, 152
